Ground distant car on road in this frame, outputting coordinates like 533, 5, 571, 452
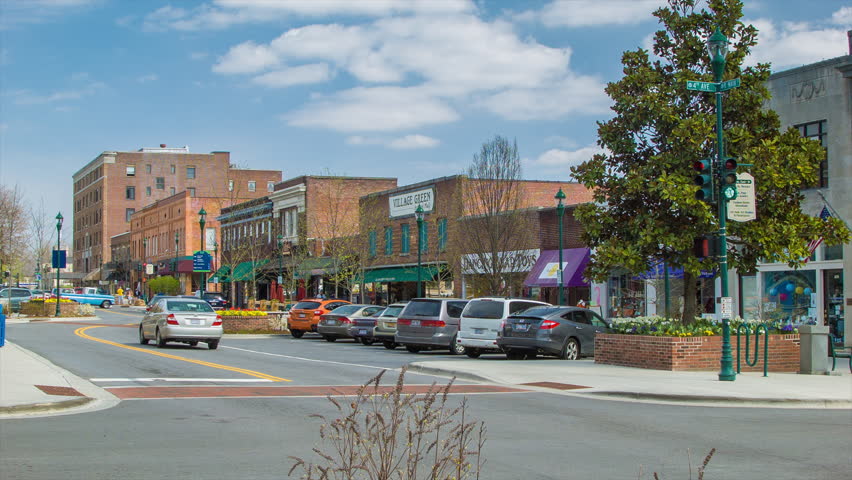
198, 292, 229, 310
0, 288, 33, 313
497, 306, 611, 360
316, 304, 384, 342
368, 302, 408, 349
288, 298, 351, 338
394, 298, 469, 354
456, 297, 550, 358
139, 297, 223, 350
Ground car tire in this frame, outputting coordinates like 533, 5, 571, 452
156, 329, 166, 348
208, 340, 219, 350
101, 300, 112, 309
405, 345, 421, 353
139, 327, 149, 345
290, 329, 304, 338
560, 338, 580, 360
465, 350, 481, 359
383, 341, 397, 350
324, 336, 336, 342
449, 336, 466, 356
360, 338, 375, 346
506, 351, 524, 360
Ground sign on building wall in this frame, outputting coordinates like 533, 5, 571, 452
389, 187, 435, 218
461, 249, 539, 274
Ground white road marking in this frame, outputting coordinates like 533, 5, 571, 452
91, 378, 273, 383
222, 345, 402, 371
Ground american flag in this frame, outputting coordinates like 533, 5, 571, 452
805, 206, 832, 261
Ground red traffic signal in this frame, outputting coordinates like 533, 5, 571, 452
693, 159, 714, 202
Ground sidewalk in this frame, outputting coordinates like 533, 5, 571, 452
409, 357, 852, 408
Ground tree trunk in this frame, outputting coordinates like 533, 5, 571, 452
682, 271, 697, 325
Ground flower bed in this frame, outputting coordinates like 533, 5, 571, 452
596, 317, 801, 372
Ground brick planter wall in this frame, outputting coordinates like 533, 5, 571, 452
20, 302, 83, 317
595, 333, 801, 372
221, 316, 272, 333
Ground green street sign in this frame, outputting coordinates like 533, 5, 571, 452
719, 78, 741, 91
686, 80, 716, 92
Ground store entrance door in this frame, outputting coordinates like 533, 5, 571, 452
824, 269, 844, 345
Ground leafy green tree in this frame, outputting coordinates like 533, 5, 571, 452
571, 0, 849, 322
148, 275, 181, 295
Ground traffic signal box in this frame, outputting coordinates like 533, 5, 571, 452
693, 159, 714, 202
693, 236, 717, 259
720, 157, 738, 200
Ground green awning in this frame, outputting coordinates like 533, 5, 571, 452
231, 260, 270, 282
211, 265, 231, 283
363, 265, 440, 283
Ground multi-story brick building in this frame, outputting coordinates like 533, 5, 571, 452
72, 145, 281, 283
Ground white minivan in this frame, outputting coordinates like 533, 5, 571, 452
457, 297, 550, 358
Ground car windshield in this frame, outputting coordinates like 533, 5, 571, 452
328, 305, 362, 316
293, 301, 321, 310
381, 305, 405, 317
509, 306, 564, 319
166, 301, 215, 313
405, 300, 442, 316
463, 300, 504, 319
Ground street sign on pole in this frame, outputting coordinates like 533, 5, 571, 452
686, 80, 717, 92
193, 251, 212, 273
728, 172, 757, 222
719, 78, 741, 91
720, 297, 733, 319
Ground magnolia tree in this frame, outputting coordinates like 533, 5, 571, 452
570, 0, 849, 322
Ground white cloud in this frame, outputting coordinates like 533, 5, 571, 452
831, 6, 852, 25
346, 134, 440, 149
137, 74, 158, 83
525, 145, 604, 176
11, 80, 105, 105
521, 0, 665, 28
1, 0, 98, 28
478, 74, 609, 120
251, 63, 332, 88
746, 18, 849, 69
213, 41, 279, 74
285, 86, 459, 132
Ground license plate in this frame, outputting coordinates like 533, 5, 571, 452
513, 324, 529, 332
298, 313, 305, 318
191, 319, 201, 325
473, 328, 486, 334
359, 329, 367, 335
411, 320, 420, 327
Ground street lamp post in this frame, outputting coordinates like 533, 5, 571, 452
54, 212, 63, 317
555, 188, 566, 306
199, 207, 207, 297
277, 235, 284, 301
212, 240, 218, 292
707, 27, 736, 382
143, 237, 148, 300
415, 205, 425, 298
173, 232, 179, 285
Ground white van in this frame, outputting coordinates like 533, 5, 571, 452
457, 297, 550, 358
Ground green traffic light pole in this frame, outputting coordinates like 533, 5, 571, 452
199, 207, 207, 297
555, 188, 566, 306
708, 27, 736, 381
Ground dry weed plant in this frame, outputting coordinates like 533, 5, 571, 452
289, 367, 486, 480
639, 448, 716, 480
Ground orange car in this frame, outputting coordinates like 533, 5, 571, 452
288, 298, 351, 338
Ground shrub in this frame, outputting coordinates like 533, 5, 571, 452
147, 276, 181, 295
219, 309, 267, 317
610, 316, 797, 337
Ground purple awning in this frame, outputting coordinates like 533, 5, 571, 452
523, 248, 590, 287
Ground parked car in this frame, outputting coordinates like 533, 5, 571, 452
456, 297, 550, 358
317, 304, 384, 342
288, 298, 351, 338
496, 306, 611, 360
50, 287, 76, 299
394, 298, 469, 354
147, 294, 176, 307
199, 292, 229, 310
370, 302, 408, 349
0, 288, 33, 313
139, 297, 223, 349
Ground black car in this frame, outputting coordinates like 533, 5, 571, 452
497, 306, 611, 360
200, 292, 229, 310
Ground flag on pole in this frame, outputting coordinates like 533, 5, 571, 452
804, 206, 831, 262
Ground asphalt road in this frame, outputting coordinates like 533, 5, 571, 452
1, 309, 850, 479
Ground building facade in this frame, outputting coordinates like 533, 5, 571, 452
72, 145, 281, 283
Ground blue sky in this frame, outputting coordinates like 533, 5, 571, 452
1, 0, 850, 220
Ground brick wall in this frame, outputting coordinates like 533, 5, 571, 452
221, 315, 272, 333
595, 333, 801, 372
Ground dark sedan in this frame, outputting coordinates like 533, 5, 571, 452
496, 306, 610, 360
316, 304, 384, 342
200, 292, 229, 310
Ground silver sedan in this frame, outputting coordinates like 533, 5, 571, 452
139, 297, 223, 349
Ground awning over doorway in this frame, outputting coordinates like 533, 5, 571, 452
211, 265, 231, 283
363, 265, 441, 283
523, 248, 590, 287
231, 260, 270, 282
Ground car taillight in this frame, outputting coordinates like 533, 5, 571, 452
166, 314, 179, 325
421, 320, 446, 327
213, 315, 222, 326
339, 317, 351, 324
314, 310, 322, 315
540, 320, 559, 330
397, 318, 411, 326
319, 314, 328, 321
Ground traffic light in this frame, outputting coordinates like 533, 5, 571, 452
693, 236, 717, 259
693, 159, 714, 202
720, 157, 738, 201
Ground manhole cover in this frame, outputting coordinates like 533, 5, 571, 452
520, 382, 590, 390
35, 385, 84, 397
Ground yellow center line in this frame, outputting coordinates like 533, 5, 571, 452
74, 326, 290, 382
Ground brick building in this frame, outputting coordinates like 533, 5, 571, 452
72, 145, 281, 284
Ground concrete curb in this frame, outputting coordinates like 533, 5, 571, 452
584, 391, 852, 409
0, 397, 93, 415
406, 362, 509, 384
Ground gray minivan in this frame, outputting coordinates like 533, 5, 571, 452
456, 297, 550, 358
394, 298, 469, 354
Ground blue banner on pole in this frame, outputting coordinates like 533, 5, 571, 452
52, 250, 67, 269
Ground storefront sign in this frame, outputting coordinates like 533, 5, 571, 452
462, 249, 539, 274
389, 187, 434, 218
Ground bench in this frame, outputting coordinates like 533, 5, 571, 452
829, 340, 852, 373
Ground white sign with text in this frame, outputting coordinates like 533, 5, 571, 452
389, 187, 435, 218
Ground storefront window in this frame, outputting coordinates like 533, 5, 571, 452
607, 272, 644, 318
824, 269, 844, 345
761, 270, 816, 324
823, 243, 843, 261
739, 275, 759, 320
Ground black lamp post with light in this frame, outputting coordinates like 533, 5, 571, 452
277, 234, 284, 302
415, 205, 425, 298
54, 212, 64, 317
